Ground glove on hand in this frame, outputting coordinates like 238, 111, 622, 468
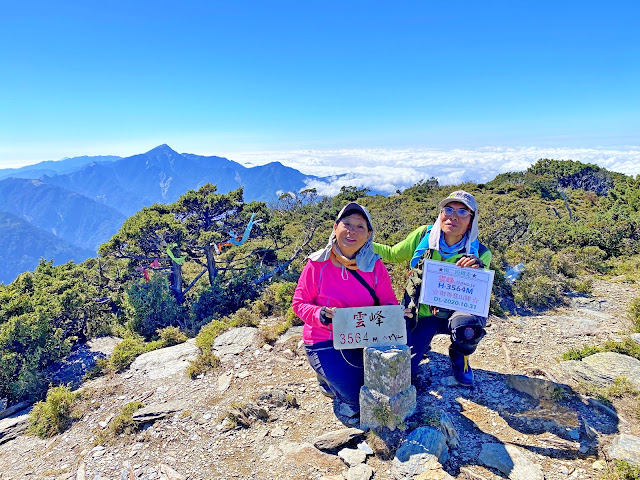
319, 307, 333, 325
404, 307, 418, 331
461, 254, 485, 269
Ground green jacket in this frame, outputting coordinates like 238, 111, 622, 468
373, 225, 492, 317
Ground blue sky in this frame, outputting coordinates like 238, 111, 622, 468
1, 0, 639, 176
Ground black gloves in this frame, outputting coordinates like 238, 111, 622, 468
404, 307, 418, 331
461, 254, 485, 269
319, 307, 332, 325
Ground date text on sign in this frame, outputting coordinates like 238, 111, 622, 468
332, 305, 406, 350
419, 260, 495, 317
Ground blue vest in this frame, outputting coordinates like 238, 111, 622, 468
410, 225, 480, 268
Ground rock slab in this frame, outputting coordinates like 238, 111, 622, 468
130, 339, 198, 380
560, 352, 640, 389
608, 434, 640, 466
313, 428, 365, 451
0, 409, 31, 445
346, 463, 374, 480
132, 401, 186, 422
212, 327, 258, 357
339, 447, 367, 466
479, 443, 544, 480
392, 427, 449, 479
505, 374, 561, 400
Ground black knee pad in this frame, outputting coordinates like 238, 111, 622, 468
452, 324, 485, 345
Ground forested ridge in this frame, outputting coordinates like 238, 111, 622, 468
1, 158, 639, 406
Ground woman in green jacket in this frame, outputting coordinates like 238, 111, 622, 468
373, 190, 492, 386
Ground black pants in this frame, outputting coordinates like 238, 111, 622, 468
407, 311, 486, 377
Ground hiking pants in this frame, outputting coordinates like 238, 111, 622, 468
304, 341, 363, 406
407, 311, 486, 377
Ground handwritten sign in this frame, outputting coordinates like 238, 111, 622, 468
419, 260, 495, 317
332, 305, 406, 350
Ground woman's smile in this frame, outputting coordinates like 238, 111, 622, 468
334, 213, 370, 258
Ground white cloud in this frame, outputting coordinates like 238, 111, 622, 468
224, 146, 640, 196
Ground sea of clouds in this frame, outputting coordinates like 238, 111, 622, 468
228, 146, 640, 196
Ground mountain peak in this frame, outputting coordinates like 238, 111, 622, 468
145, 144, 177, 155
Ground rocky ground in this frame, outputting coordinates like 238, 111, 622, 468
1, 278, 639, 480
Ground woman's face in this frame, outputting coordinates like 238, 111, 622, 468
334, 213, 371, 258
440, 201, 472, 239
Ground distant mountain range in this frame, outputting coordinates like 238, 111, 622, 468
0, 145, 323, 284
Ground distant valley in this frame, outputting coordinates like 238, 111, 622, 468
0, 145, 326, 284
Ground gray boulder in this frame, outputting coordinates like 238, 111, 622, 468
339, 447, 367, 466
506, 374, 561, 400
346, 463, 374, 480
608, 434, 640, 466
560, 352, 640, 389
131, 401, 186, 422
212, 327, 258, 357
130, 339, 198, 380
313, 428, 366, 451
479, 443, 544, 480
0, 408, 31, 445
392, 427, 448, 479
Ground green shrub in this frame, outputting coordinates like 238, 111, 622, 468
603, 338, 640, 361
190, 283, 226, 327
568, 278, 593, 294
605, 460, 640, 480
274, 282, 297, 314
255, 281, 298, 317
259, 317, 293, 345
629, 297, 640, 332
195, 320, 229, 352
28, 386, 79, 438
0, 260, 116, 403
186, 351, 220, 379
608, 254, 640, 283
157, 326, 188, 347
217, 271, 260, 314
573, 246, 608, 273
110, 401, 145, 435
229, 307, 259, 328
126, 276, 184, 339
109, 336, 145, 372
562, 345, 602, 360
513, 272, 565, 308
251, 299, 269, 318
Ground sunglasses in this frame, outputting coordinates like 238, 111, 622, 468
441, 206, 471, 218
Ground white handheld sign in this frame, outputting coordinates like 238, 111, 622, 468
418, 260, 495, 317
332, 305, 406, 350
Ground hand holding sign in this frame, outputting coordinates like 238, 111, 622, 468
419, 260, 495, 317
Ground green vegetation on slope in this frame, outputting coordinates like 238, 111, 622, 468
1, 158, 639, 405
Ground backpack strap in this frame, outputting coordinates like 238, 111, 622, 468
350, 270, 380, 306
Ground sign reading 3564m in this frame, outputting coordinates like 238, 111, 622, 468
419, 260, 495, 317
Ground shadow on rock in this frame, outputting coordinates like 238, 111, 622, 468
412, 351, 621, 477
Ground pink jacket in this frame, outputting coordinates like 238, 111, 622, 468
292, 258, 399, 344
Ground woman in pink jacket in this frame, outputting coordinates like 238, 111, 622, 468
292, 202, 398, 410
